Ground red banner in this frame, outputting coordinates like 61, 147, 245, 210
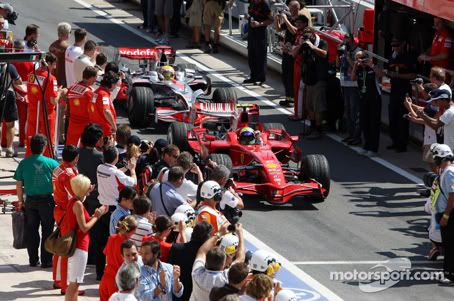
392, 0, 454, 22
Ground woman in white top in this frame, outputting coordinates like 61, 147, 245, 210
108, 262, 141, 301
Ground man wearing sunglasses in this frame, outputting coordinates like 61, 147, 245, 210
153, 144, 180, 180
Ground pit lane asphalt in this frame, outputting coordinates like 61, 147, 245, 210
12, 0, 454, 299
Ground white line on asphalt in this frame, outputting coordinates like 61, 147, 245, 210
72, 1, 344, 300
291, 260, 443, 265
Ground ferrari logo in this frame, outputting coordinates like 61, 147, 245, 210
28, 74, 35, 83
266, 163, 278, 169
73, 99, 80, 106
240, 154, 244, 164
30, 86, 39, 95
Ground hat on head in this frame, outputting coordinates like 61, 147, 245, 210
128, 135, 141, 146
427, 88, 452, 103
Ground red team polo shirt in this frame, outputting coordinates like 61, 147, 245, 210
52, 162, 78, 208
89, 86, 116, 136
431, 28, 453, 68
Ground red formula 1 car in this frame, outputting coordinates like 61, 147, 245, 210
167, 104, 330, 204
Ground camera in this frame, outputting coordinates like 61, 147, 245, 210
6, 11, 17, 25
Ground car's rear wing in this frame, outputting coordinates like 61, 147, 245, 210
118, 47, 176, 61
196, 103, 259, 118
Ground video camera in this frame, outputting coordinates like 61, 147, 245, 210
6, 11, 17, 25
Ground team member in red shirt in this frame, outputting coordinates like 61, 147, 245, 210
51, 145, 79, 294
419, 17, 453, 69
12, 40, 34, 147
61, 174, 107, 301
88, 71, 118, 139
66, 66, 97, 146
26, 53, 65, 157
99, 215, 137, 301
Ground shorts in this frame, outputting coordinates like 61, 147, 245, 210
305, 81, 327, 114
187, 0, 203, 27
423, 144, 434, 164
67, 248, 88, 283
203, 1, 224, 28
0, 90, 18, 122
155, 0, 173, 17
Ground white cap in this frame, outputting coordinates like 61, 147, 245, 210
174, 204, 196, 220
200, 180, 222, 199
430, 143, 453, 159
219, 233, 239, 255
275, 290, 298, 301
171, 212, 188, 229
250, 250, 281, 276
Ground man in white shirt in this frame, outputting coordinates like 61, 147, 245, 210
23, 24, 40, 52
65, 28, 87, 87
94, 146, 137, 280
416, 88, 454, 150
73, 40, 98, 83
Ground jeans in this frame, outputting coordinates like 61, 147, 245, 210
360, 92, 381, 152
247, 32, 267, 82
24, 195, 55, 265
343, 86, 361, 140
92, 210, 112, 279
389, 91, 409, 150
282, 53, 294, 98
170, 0, 183, 35
441, 209, 454, 281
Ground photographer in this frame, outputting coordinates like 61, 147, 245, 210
299, 27, 329, 138
209, 165, 244, 225
0, 3, 17, 30
275, 0, 300, 108
351, 52, 382, 157
23, 24, 40, 52
337, 33, 362, 146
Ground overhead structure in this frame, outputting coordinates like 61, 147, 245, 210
391, 0, 454, 22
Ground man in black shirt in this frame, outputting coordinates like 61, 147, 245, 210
76, 123, 103, 264
300, 27, 329, 139
209, 262, 249, 301
275, 1, 301, 107
386, 38, 417, 152
152, 144, 180, 180
168, 222, 213, 301
243, 0, 273, 85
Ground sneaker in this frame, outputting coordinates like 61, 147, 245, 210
347, 139, 362, 146
204, 43, 212, 53
427, 247, 440, 261
5, 148, 17, 158
439, 277, 454, 285
279, 100, 294, 108
364, 151, 378, 157
342, 136, 353, 143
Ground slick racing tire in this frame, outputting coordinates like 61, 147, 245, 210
128, 86, 154, 128
301, 154, 330, 199
212, 87, 237, 104
208, 153, 233, 176
263, 123, 286, 132
167, 122, 193, 152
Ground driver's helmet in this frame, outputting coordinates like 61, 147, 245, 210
161, 65, 175, 80
239, 127, 255, 145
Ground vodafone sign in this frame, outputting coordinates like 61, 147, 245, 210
118, 48, 158, 59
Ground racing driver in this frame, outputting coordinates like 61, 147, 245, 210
160, 65, 175, 81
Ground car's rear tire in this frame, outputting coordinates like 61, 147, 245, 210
167, 122, 193, 152
208, 153, 233, 176
128, 86, 154, 128
212, 87, 237, 104
301, 154, 330, 198
263, 123, 286, 131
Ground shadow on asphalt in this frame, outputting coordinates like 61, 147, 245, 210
244, 195, 320, 212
